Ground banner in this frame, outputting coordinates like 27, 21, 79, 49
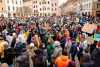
82, 23, 97, 34
94, 33, 100, 41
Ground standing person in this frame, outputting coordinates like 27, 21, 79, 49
80, 53, 93, 67
77, 42, 83, 61
6, 33, 13, 48
52, 41, 62, 65
70, 41, 77, 61
90, 41, 96, 55
47, 38, 55, 66
91, 43, 100, 67
55, 47, 75, 67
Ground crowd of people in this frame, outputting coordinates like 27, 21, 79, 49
0, 15, 100, 67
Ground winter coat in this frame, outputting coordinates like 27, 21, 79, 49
60, 37, 66, 49
80, 53, 93, 67
70, 43, 77, 56
91, 48, 100, 67
80, 63, 93, 67
52, 46, 62, 59
55, 55, 71, 67
32, 49, 47, 67
47, 44, 55, 62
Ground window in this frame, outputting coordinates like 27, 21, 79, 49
42, 1, 46, 4
8, 6, 10, 11
45, 8, 46, 10
55, 8, 56, 11
39, 2, 41, 5
40, 8, 41, 11
55, 3, 56, 6
13, 6, 15, 11
44, 2, 46, 4
16, 1, 17, 4
20, 1, 21, 5
47, 7, 50, 10
43, 7, 46, 10
2, 8, 3, 10
33, 1, 35, 3
40, 13, 42, 16
36, 5, 37, 8
52, 4, 53, 7
48, 1, 50, 4
34, 5, 35, 8
34, 10, 36, 13
45, 13, 47, 16
7, 0, 9, 3
52, 8, 53, 11
12, 0, 14, 3
48, 13, 50, 16
97, 4, 100, 8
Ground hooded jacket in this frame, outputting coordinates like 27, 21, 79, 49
55, 55, 71, 67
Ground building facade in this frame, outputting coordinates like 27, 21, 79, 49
32, 0, 59, 16
96, 0, 100, 16
80, 0, 94, 16
79, 0, 100, 16
0, 0, 23, 17
22, 0, 33, 17
60, 0, 78, 15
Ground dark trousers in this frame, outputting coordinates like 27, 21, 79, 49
71, 54, 75, 61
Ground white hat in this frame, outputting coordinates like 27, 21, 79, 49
54, 41, 60, 47
30, 43, 34, 47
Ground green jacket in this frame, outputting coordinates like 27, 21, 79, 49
47, 44, 55, 62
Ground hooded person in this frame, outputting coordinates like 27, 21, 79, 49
52, 41, 62, 64
55, 47, 75, 67
52, 41, 62, 58
91, 47, 100, 67
80, 53, 93, 67
47, 38, 55, 64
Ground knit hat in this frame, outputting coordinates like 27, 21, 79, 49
54, 41, 60, 47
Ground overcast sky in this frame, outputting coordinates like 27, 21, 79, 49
58, 0, 67, 6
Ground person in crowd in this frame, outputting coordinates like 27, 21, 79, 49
0, 63, 9, 67
70, 41, 77, 61
80, 53, 93, 67
52, 41, 62, 66
77, 42, 83, 61
55, 47, 75, 67
91, 44, 100, 67
47, 38, 55, 66
0, 35, 8, 63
